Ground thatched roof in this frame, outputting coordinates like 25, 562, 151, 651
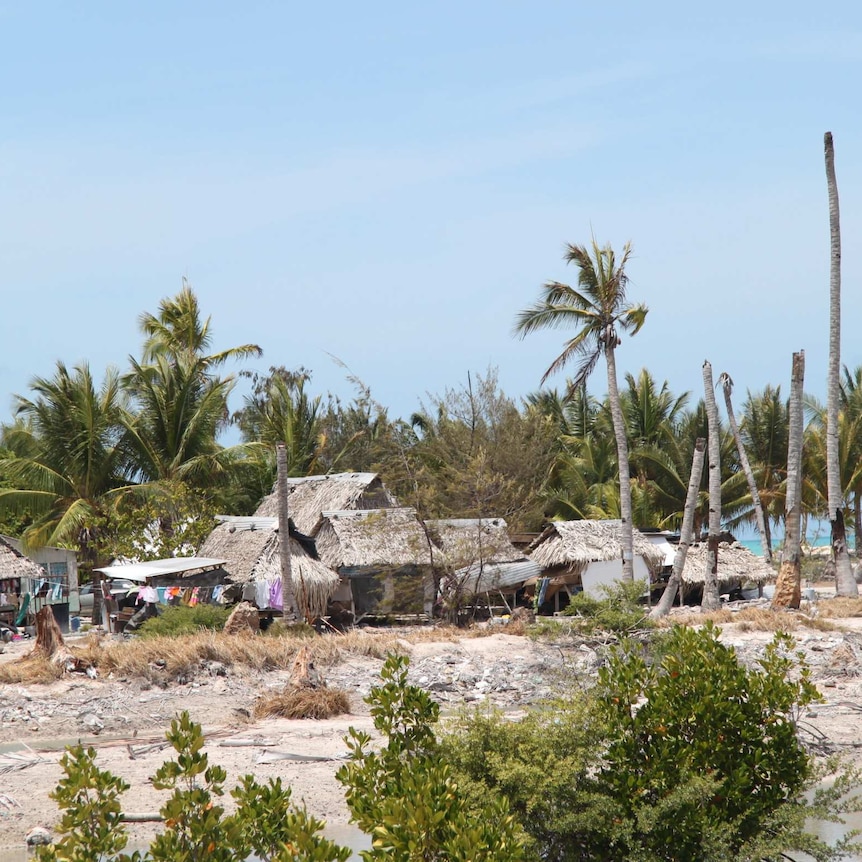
315, 508, 433, 569
425, 518, 524, 568
198, 519, 340, 618
0, 536, 46, 580
254, 472, 398, 536
528, 520, 666, 578
679, 542, 775, 585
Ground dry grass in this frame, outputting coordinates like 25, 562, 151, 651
655, 607, 837, 632
0, 654, 63, 684
818, 597, 862, 618
0, 628, 406, 686
254, 686, 351, 720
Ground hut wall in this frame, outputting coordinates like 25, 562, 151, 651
582, 558, 650, 598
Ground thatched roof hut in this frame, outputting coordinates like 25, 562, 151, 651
254, 472, 398, 536
198, 518, 340, 619
0, 536, 46, 581
679, 541, 775, 585
529, 520, 666, 580
315, 508, 432, 569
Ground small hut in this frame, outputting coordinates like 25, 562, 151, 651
425, 518, 541, 607
528, 520, 666, 610
0, 536, 50, 628
315, 508, 434, 619
198, 517, 340, 620
254, 472, 398, 536
678, 541, 775, 596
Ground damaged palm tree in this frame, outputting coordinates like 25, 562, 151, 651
773, 352, 805, 609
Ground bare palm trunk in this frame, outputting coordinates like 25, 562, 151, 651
773, 351, 805, 608
651, 438, 706, 619
701, 361, 722, 611
276, 443, 298, 621
824, 131, 858, 596
605, 344, 635, 581
719, 373, 772, 563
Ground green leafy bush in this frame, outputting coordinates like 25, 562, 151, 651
561, 579, 652, 634
37, 656, 523, 862
448, 623, 862, 862
137, 604, 230, 638
337, 654, 526, 861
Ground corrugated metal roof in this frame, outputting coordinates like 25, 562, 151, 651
216, 516, 278, 532
94, 557, 228, 583
454, 559, 541, 593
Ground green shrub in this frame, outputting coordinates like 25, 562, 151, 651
337, 654, 526, 861
561, 579, 652, 634
137, 604, 231, 638
447, 624, 862, 862
37, 657, 524, 862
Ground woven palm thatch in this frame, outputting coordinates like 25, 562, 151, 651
315, 508, 432, 569
425, 518, 524, 568
254, 473, 398, 536
679, 541, 775, 585
198, 521, 339, 619
528, 520, 666, 579
0, 536, 45, 580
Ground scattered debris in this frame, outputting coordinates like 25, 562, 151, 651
223, 602, 260, 635
25, 826, 52, 846
0, 751, 46, 776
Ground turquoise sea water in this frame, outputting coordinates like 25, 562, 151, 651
738, 536, 831, 557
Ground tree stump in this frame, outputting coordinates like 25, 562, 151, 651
223, 601, 260, 635
288, 645, 324, 690
29, 606, 90, 672
772, 562, 802, 609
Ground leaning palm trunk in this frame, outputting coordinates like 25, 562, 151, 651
605, 344, 635, 581
773, 352, 805, 609
276, 443, 298, 621
719, 373, 772, 563
701, 361, 722, 611
824, 132, 858, 596
651, 437, 706, 619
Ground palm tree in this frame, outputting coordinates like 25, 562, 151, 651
0, 363, 131, 621
515, 240, 647, 580
701, 361, 722, 611
824, 132, 857, 596
739, 386, 789, 536
138, 279, 262, 370
719, 373, 772, 562
123, 285, 263, 527
773, 352, 805, 609
650, 437, 706, 619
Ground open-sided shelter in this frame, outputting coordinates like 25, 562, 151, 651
677, 540, 775, 595
425, 518, 541, 604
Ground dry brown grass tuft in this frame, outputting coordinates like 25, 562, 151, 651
655, 607, 837, 633
254, 686, 351, 720
69, 628, 405, 683
0, 654, 63, 684
818, 597, 862, 618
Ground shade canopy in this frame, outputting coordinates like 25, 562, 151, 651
94, 557, 228, 583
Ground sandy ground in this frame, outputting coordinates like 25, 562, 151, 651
1, 618, 862, 858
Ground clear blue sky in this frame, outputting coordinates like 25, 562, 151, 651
1, 2, 861, 425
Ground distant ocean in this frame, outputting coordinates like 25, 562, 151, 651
738, 536, 831, 557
